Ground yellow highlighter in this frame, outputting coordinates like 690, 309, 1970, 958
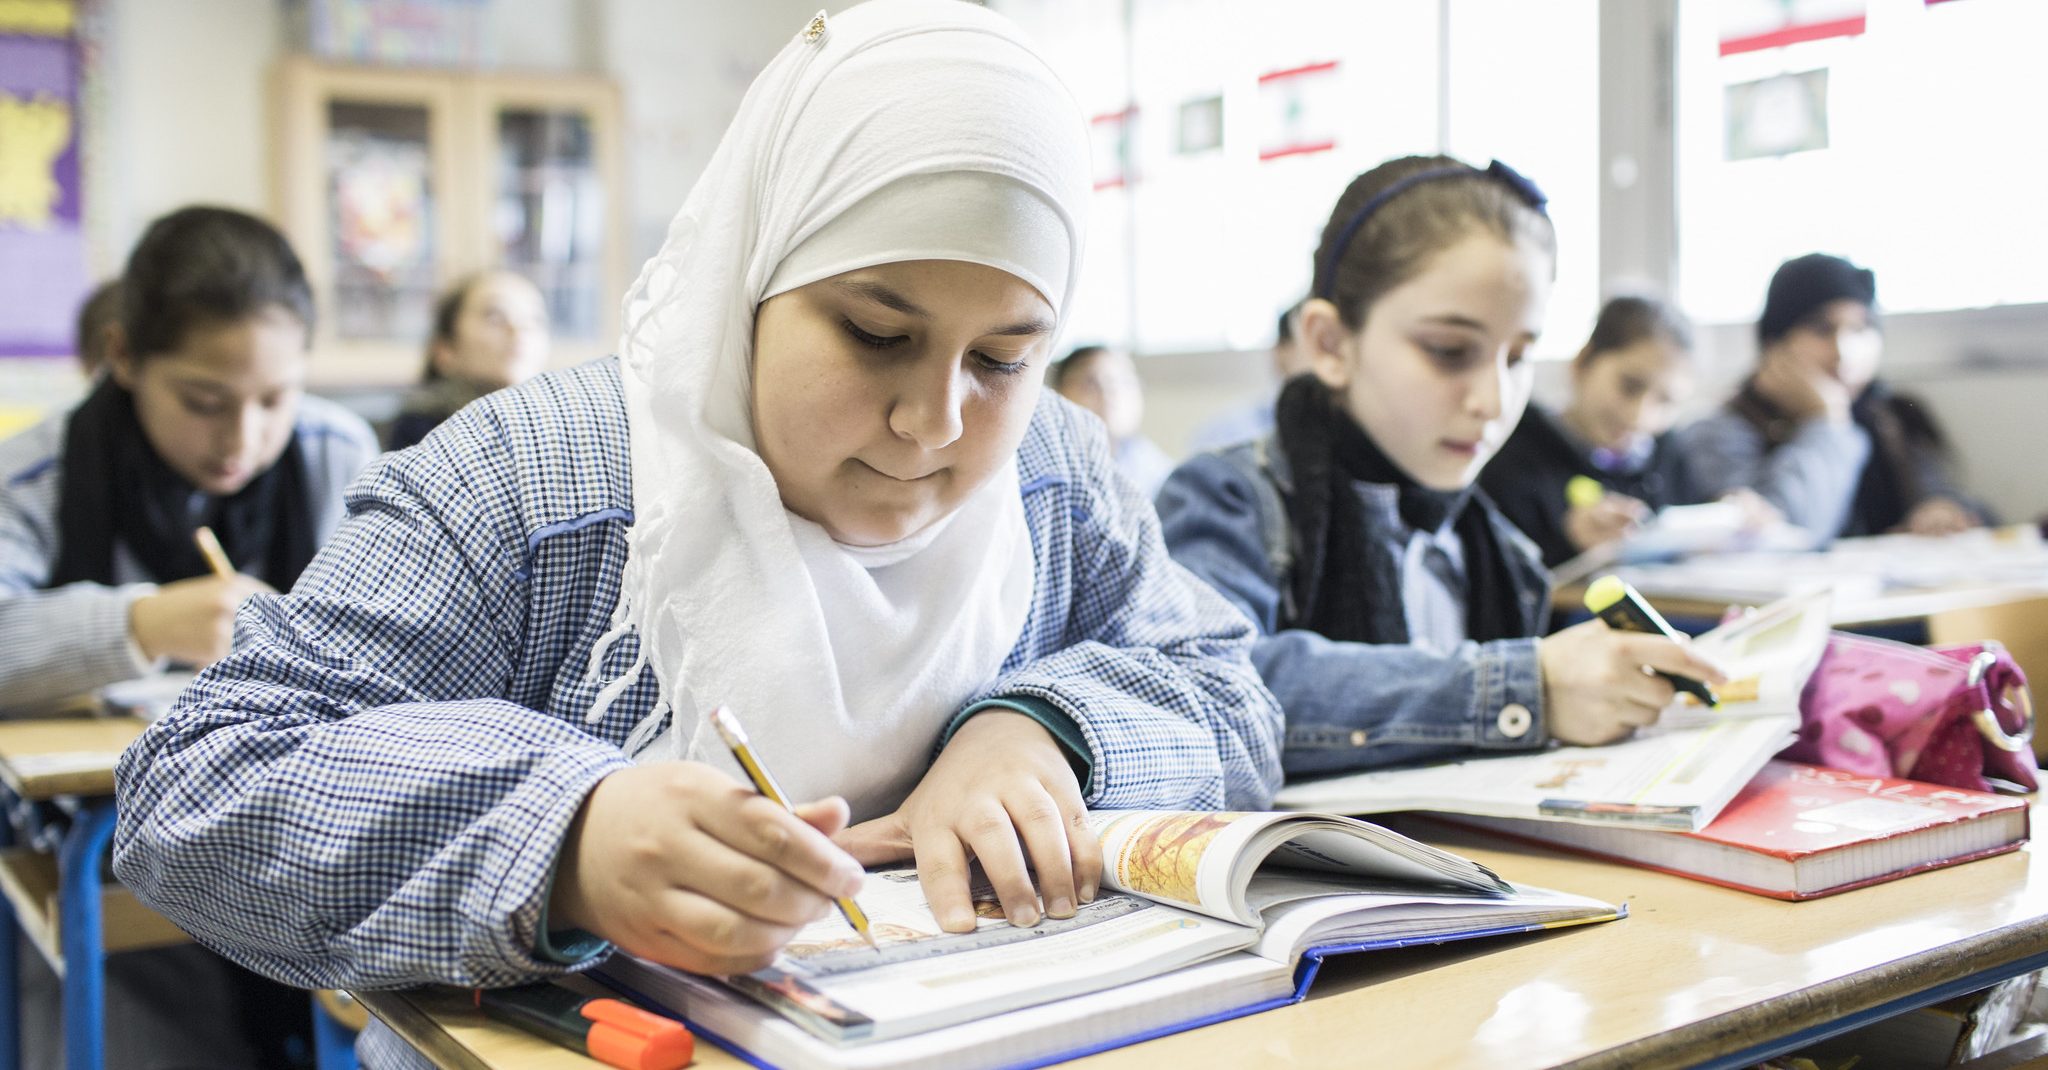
1565, 475, 1606, 510
1583, 575, 1719, 708
707, 705, 879, 949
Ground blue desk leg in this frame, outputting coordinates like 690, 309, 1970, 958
311, 994, 358, 1069
56, 800, 117, 1070
0, 804, 18, 1070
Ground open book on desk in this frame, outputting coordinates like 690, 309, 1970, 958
592, 809, 1622, 1070
1276, 590, 1833, 831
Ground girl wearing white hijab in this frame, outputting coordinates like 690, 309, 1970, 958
112, 1, 1282, 1047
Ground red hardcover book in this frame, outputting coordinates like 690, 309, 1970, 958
1446, 761, 2030, 900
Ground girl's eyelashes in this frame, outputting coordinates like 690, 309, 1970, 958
178, 394, 226, 417
973, 351, 1029, 376
842, 318, 909, 350
1420, 342, 1477, 368
841, 315, 1030, 376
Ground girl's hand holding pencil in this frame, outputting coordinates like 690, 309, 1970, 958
548, 761, 868, 977
124, 527, 274, 666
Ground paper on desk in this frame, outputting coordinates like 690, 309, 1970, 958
8, 751, 122, 778
99, 672, 198, 722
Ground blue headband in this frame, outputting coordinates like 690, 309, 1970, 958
1315, 159, 1550, 302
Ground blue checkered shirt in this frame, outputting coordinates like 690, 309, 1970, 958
111, 358, 1282, 991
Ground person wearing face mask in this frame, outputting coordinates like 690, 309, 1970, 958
1480, 295, 1706, 568
386, 269, 553, 451
1682, 253, 1985, 541
111, 7, 1282, 1066
1049, 344, 1175, 498
0, 206, 377, 1067
1156, 155, 1724, 780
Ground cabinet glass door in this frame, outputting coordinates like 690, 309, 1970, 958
324, 101, 439, 343
493, 108, 606, 342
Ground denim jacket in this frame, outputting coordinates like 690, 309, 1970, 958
1156, 437, 1553, 778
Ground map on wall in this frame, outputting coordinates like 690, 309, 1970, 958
0, 0, 89, 358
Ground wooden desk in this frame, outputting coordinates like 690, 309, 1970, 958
0, 718, 145, 800
0, 712, 358, 1069
0, 714, 161, 1070
359, 805, 2048, 1070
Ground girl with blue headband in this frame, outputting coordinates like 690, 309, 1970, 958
1158, 154, 1722, 778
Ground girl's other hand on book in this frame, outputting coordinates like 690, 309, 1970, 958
548, 762, 865, 976
834, 710, 1100, 934
1539, 620, 1728, 745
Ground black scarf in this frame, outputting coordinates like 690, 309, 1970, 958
47, 376, 316, 590
1273, 376, 1525, 646
1729, 376, 1921, 537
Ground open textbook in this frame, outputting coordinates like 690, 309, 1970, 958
1276, 589, 1834, 831
592, 809, 1622, 1070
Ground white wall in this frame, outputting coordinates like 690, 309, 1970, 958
601, 0, 819, 266
94, 0, 279, 273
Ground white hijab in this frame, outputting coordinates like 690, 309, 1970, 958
595, 1, 1091, 821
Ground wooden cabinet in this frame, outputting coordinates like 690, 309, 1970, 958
270, 57, 626, 387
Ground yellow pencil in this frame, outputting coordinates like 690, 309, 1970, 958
707, 705, 879, 949
193, 526, 234, 579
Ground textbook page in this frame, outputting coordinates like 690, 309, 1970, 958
1658, 589, 1831, 730
1273, 713, 1797, 831
688, 867, 1252, 1044
1089, 809, 1511, 927
1274, 592, 1828, 831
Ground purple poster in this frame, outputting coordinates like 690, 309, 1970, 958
0, 0, 88, 358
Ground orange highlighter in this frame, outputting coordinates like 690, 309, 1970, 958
475, 983, 693, 1069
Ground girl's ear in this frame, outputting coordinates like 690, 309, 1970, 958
1297, 298, 1353, 392
104, 324, 138, 390
428, 339, 456, 378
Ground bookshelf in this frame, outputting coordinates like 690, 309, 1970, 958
270, 57, 626, 388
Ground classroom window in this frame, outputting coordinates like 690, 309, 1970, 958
1675, 0, 2048, 323
993, 0, 1599, 359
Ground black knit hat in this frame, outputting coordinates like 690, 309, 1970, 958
1758, 253, 1877, 346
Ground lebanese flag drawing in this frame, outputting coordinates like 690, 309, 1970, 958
1719, 0, 1867, 56
1258, 60, 1339, 162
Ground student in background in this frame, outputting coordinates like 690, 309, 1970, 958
0, 206, 376, 1066
1185, 301, 1312, 454
1480, 294, 1703, 568
74, 277, 121, 377
113, 8, 1280, 1066
1157, 155, 1722, 778
0, 206, 377, 710
385, 268, 551, 450
1683, 253, 1985, 540
1049, 343, 1176, 498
